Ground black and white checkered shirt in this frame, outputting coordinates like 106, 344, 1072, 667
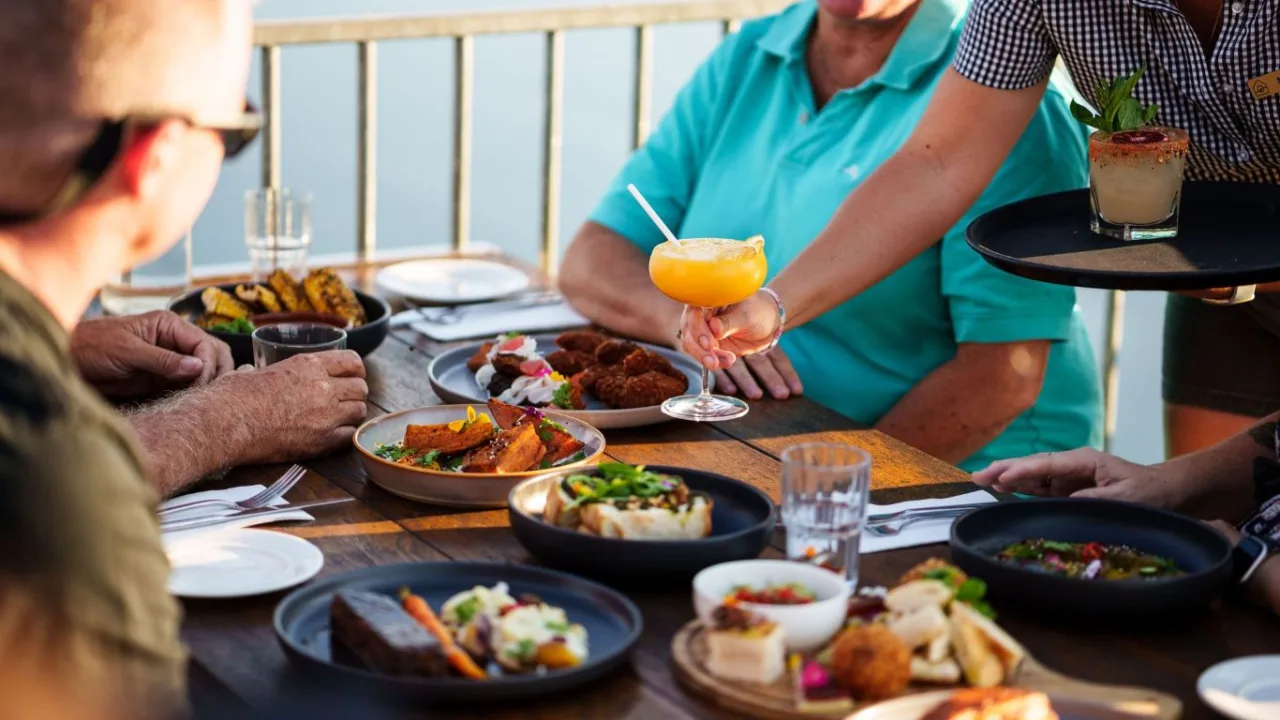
953, 0, 1280, 183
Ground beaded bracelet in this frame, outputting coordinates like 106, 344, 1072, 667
760, 287, 786, 353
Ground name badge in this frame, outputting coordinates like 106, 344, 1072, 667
1248, 71, 1280, 100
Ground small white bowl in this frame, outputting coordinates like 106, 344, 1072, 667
692, 559, 851, 652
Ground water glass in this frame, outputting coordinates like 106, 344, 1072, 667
252, 323, 346, 368
245, 188, 311, 281
780, 443, 871, 588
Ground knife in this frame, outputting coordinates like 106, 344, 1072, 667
864, 504, 986, 527
160, 497, 354, 533
389, 292, 562, 329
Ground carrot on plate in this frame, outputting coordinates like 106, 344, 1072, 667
399, 587, 488, 680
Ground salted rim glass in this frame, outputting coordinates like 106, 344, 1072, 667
252, 322, 346, 368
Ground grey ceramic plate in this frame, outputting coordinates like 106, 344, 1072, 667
353, 404, 605, 507
427, 333, 709, 430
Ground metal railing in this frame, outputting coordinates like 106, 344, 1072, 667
249, 0, 1124, 452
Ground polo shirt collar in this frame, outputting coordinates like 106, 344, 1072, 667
755, 0, 967, 91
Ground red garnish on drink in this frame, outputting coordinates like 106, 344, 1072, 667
1111, 129, 1168, 144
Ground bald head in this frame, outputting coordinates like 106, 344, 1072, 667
0, 0, 252, 208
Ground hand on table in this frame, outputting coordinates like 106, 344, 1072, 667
213, 350, 368, 464
971, 447, 1179, 508
678, 291, 781, 370
713, 347, 803, 400
71, 311, 234, 398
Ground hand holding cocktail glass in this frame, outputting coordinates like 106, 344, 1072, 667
627, 184, 768, 422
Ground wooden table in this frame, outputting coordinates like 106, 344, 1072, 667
181, 328, 1279, 720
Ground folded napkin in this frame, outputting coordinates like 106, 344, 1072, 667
860, 490, 997, 554
159, 485, 313, 537
409, 300, 589, 342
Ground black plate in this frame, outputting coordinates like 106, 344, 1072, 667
273, 562, 642, 703
949, 499, 1232, 620
966, 182, 1280, 290
508, 465, 777, 586
168, 283, 390, 366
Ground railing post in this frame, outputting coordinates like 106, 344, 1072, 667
261, 45, 282, 191
541, 30, 565, 275
357, 40, 378, 261
633, 25, 653, 149
721, 18, 742, 35
1102, 289, 1125, 452
453, 35, 475, 252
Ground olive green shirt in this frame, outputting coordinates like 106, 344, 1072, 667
0, 269, 185, 709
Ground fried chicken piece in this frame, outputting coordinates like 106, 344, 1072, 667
596, 371, 686, 409
594, 339, 639, 365
566, 373, 587, 410
490, 353, 526, 379
831, 625, 911, 702
555, 330, 609, 354
466, 342, 494, 373
460, 423, 546, 474
486, 374, 515, 398
620, 348, 686, 382
545, 349, 595, 377
577, 363, 621, 395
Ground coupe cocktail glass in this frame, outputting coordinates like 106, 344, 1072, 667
1088, 127, 1189, 241
649, 236, 767, 422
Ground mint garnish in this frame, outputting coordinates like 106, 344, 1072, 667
1070, 64, 1159, 133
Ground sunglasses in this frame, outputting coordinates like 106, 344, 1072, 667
0, 100, 262, 226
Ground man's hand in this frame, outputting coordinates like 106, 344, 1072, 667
972, 447, 1182, 508
215, 351, 369, 465
713, 347, 803, 400
71, 311, 234, 399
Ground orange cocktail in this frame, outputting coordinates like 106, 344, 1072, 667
649, 236, 767, 308
649, 236, 767, 422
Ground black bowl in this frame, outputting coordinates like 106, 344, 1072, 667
949, 499, 1232, 621
168, 283, 390, 366
508, 465, 777, 586
273, 561, 642, 704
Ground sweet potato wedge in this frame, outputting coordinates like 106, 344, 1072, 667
486, 398, 529, 431
534, 419, 585, 466
461, 423, 546, 474
403, 420, 494, 454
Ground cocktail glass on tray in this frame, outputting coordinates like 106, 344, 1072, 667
781, 443, 871, 588
649, 236, 767, 422
1088, 127, 1188, 241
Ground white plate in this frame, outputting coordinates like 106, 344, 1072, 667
375, 258, 530, 304
1198, 655, 1280, 720
164, 528, 324, 599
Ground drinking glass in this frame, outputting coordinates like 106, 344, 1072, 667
648, 237, 767, 422
1087, 127, 1188, 241
245, 188, 311, 281
781, 443, 871, 588
252, 323, 346, 368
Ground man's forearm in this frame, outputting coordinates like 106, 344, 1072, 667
125, 386, 242, 497
875, 343, 1047, 465
560, 222, 683, 345
1158, 412, 1280, 522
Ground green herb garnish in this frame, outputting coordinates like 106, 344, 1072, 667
501, 331, 522, 340
441, 454, 467, 471
545, 621, 571, 633
374, 443, 415, 462
453, 596, 480, 625
551, 382, 575, 410
415, 450, 442, 468
209, 316, 254, 334
955, 578, 988, 603
1070, 64, 1159, 133
560, 463, 683, 510
508, 638, 537, 660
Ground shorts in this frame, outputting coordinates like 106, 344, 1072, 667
1163, 294, 1280, 417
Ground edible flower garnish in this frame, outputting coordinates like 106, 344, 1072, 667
447, 406, 491, 432
1070, 64, 1159, 133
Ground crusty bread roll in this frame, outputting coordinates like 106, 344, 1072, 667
578, 496, 712, 539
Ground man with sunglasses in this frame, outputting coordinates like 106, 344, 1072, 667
0, 0, 295, 713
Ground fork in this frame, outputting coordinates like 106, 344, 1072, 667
865, 503, 987, 527
157, 464, 307, 517
867, 511, 968, 537
417, 291, 562, 325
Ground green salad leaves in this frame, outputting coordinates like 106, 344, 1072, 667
560, 462, 682, 510
1070, 64, 1159, 133
209, 316, 254, 334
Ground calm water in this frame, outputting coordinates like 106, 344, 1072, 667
143, 0, 1168, 464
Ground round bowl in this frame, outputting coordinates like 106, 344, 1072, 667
692, 559, 850, 652
508, 465, 776, 586
168, 282, 391, 366
950, 498, 1233, 622
354, 405, 605, 508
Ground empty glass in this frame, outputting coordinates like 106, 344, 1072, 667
245, 188, 311, 281
252, 323, 346, 368
781, 443, 871, 588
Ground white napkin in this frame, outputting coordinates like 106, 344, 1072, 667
409, 300, 589, 342
159, 485, 313, 537
860, 490, 997, 554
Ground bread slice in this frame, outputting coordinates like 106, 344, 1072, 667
951, 601, 1026, 677
706, 621, 786, 685
579, 495, 712, 539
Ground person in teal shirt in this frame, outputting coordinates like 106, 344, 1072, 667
558, 0, 1102, 471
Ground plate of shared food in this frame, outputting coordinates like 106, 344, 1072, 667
168, 268, 391, 366
507, 463, 776, 584
273, 561, 643, 702
427, 331, 704, 429
353, 399, 606, 507
949, 499, 1234, 621
671, 558, 1180, 720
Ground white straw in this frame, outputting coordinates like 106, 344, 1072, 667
626, 184, 680, 245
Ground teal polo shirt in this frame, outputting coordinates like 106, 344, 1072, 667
588, 0, 1103, 470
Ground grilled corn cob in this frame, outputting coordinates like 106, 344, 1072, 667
200, 287, 250, 320
195, 313, 236, 330
234, 283, 283, 313
303, 268, 366, 326
267, 269, 312, 312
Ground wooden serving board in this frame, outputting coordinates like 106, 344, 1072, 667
670, 621, 1181, 720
